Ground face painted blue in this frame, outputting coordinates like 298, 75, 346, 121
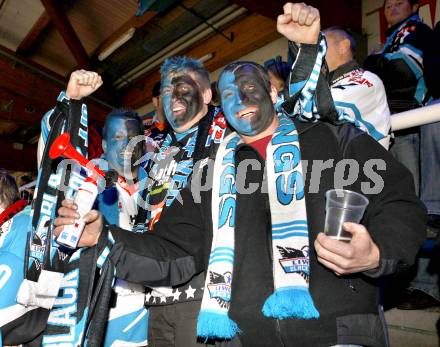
219, 66, 275, 137
161, 76, 174, 128
219, 71, 255, 136
104, 117, 143, 178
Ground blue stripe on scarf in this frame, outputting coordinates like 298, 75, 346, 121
272, 232, 309, 240
209, 252, 234, 261
209, 258, 234, 265
273, 220, 307, 228
272, 226, 308, 234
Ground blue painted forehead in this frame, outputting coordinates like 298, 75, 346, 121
218, 70, 236, 91
219, 63, 268, 90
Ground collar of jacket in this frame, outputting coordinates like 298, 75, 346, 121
385, 13, 420, 37
329, 60, 361, 85
235, 118, 320, 154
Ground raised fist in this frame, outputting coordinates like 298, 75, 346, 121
277, 2, 321, 44
66, 70, 103, 100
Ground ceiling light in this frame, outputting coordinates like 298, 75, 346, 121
113, 5, 246, 89
98, 28, 136, 61
198, 52, 214, 63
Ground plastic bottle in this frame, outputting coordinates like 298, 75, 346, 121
56, 177, 98, 249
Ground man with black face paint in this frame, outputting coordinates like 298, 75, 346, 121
54, 2, 424, 346
140, 56, 227, 347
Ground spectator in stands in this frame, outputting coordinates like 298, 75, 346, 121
145, 81, 169, 153
264, 55, 291, 98
364, 0, 437, 194
324, 27, 391, 149
365, 0, 440, 310
18, 174, 35, 203
0, 169, 30, 345
0, 170, 23, 227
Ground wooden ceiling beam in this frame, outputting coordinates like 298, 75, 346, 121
0, 52, 110, 125
40, 0, 90, 68
232, 0, 362, 30
16, 11, 52, 55
121, 13, 280, 109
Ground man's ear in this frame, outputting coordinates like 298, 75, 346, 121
340, 38, 352, 55
203, 87, 213, 105
102, 140, 107, 153
270, 84, 278, 104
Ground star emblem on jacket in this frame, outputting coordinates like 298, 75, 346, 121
277, 246, 310, 282
207, 271, 232, 309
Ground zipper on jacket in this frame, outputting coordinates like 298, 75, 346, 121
276, 319, 286, 347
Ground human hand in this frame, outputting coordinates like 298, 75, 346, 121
66, 70, 103, 100
277, 2, 320, 44
54, 199, 102, 247
314, 222, 380, 276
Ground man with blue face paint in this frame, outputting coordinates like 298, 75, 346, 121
98, 109, 150, 347
219, 63, 279, 140
200, 4, 424, 345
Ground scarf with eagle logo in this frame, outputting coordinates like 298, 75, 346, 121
197, 114, 319, 340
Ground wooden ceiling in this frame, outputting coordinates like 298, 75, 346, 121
0, 0, 361, 173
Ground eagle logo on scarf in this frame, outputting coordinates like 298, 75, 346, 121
207, 271, 232, 309
277, 245, 310, 282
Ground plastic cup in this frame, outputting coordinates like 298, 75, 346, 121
324, 189, 369, 242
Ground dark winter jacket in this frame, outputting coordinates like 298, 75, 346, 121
105, 120, 426, 347
364, 14, 438, 115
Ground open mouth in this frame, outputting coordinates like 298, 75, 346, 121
173, 102, 187, 117
120, 151, 132, 160
237, 106, 258, 119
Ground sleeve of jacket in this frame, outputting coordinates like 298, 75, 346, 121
104, 186, 207, 287
364, 22, 437, 104
344, 132, 427, 278
363, 53, 403, 98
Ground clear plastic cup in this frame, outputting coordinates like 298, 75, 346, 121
324, 189, 369, 242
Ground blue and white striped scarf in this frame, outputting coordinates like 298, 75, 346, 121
197, 114, 319, 340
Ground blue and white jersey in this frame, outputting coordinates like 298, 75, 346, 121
97, 171, 149, 347
331, 65, 391, 149
0, 207, 35, 328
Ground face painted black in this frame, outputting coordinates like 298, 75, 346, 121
220, 65, 275, 136
162, 74, 204, 130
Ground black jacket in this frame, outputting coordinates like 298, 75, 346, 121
106, 120, 426, 346
364, 14, 437, 114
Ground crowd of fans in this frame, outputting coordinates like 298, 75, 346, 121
0, 0, 439, 346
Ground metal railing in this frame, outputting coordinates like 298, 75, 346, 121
391, 103, 440, 131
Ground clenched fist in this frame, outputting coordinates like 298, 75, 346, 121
66, 70, 103, 100
277, 2, 321, 44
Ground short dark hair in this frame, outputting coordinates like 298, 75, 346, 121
384, 0, 419, 6
324, 26, 357, 55
102, 109, 144, 139
152, 81, 161, 98
0, 169, 19, 208
264, 56, 291, 83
